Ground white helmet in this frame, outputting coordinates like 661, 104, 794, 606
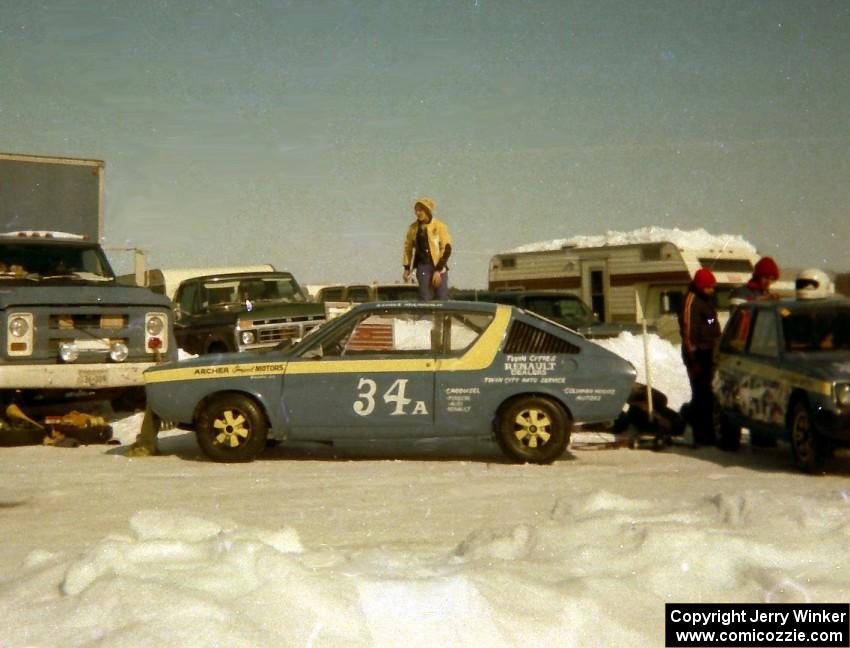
795, 268, 833, 300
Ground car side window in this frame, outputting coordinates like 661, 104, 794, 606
748, 309, 779, 358
720, 307, 752, 352
313, 312, 437, 358
436, 312, 495, 356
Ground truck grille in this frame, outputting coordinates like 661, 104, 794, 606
240, 316, 326, 350
50, 314, 128, 329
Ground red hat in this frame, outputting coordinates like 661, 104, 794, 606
693, 268, 717, 291
753, 256, 779, 280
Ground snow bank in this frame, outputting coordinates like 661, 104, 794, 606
594, 332, 690, 411
3, 490, 847, 647
504, 226, 757, 255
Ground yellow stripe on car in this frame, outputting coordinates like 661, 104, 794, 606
146, 306, 512, 384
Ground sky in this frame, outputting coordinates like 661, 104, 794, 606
1, 0, 848, 286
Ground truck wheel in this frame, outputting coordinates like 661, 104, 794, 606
714, 410, 741, 451
497, 396, 570, 464
789, 401, 825, 473
196, 394, 268, 462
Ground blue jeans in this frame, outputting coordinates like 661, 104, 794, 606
416, 264, 449, 300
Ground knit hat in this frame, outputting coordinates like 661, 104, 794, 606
693, 268, 717, 291
414, 197, 435, 215
753, 256, 779, 280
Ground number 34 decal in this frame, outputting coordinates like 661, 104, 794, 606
353, 378, 428, 416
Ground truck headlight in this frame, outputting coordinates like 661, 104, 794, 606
9, 316, 29, 337
146, 314, 165, 336
109, 341, 129, 362
836, 384, 850, 408
7, 313, 34, 356
145, 312, 169, 354
59, 342, 79, 363
241, 331, 256, 345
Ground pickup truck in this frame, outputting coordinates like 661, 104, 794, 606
172, 271, 326, 354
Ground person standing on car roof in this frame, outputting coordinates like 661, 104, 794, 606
402, 197, 452, 300
678, 268, 722, 447
730, 256, 780, 305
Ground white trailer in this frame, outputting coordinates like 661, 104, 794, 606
488, 228, 760, 342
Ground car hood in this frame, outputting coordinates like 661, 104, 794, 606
782, 351, 850, 382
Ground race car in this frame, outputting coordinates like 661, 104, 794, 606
714, 295, 850, 472
144, 300, 636, 463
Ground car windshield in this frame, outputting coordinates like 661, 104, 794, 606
782, 304, 850, 352
0, 242, 114, 281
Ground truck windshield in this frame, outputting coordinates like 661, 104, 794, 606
0, 242, 115, 281
201, 276, 306, 308
782, 304, 850, 352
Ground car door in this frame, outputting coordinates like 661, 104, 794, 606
734, 307, 785, 427
433, 307, 504, 436
282, 307, 437, 439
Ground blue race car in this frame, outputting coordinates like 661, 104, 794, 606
144, 301, 636, 464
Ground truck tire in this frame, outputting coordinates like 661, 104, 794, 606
196, 394, 268, 462
497, 396, 570, 464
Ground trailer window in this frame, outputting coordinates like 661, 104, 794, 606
660, 290, 683, 315
698, 259, 754, 273
641, 245, 663, 261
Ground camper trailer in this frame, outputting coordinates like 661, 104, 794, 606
488, 231, 760, 342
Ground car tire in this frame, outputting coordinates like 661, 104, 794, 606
714, 410, 741, 451
196, 394, 268, 463
497, 396, 570, 464
789, 401, 825, 474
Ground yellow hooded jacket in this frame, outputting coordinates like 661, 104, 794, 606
403, 217, 452, 271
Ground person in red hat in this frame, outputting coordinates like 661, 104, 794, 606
678, 267, 721, 446
730, 256, 780, 305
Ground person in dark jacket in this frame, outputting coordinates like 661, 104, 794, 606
678, 268, 721, 446
730, 256, 780, 305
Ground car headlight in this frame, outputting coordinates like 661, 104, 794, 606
146, 315, 165, 336
836, 384, 850, 408
241, 331, 256, 345
9, 316, 29, 337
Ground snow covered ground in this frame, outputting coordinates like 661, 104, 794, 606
1, 334, 848, 647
